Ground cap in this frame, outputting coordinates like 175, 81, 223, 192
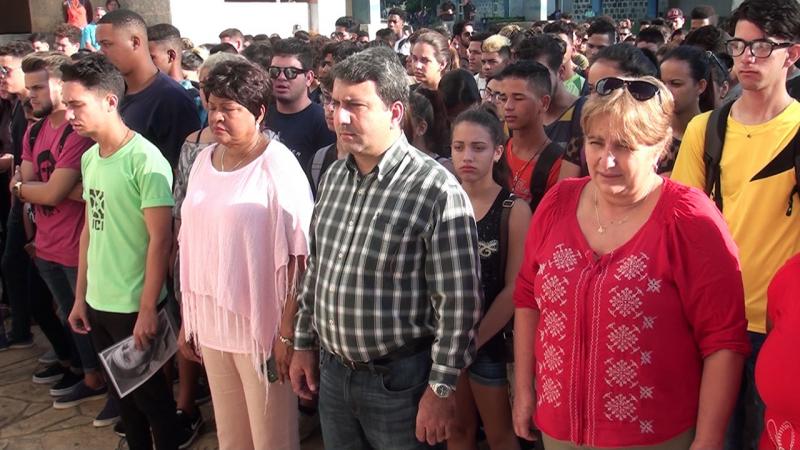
666, 8, 684, 19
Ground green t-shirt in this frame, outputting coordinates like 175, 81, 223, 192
564, 72, 586, 97
81, 133, 174, 313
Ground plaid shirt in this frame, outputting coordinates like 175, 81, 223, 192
294, 134, 482, 387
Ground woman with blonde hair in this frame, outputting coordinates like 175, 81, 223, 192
513, 76, 750, 449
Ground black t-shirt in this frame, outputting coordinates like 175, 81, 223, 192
440, 1, 456, 20
463, 2, 476, 20
265, 102, 336, 170
120, 72, 201, 168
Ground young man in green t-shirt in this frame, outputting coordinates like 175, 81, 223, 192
63, 53, 189, 450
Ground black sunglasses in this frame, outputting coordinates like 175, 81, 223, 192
595, 77, 660, 101
268, 66, 308, 80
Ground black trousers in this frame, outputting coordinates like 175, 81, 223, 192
88, 305, 178, 450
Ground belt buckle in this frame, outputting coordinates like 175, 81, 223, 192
341, 357, 358, 371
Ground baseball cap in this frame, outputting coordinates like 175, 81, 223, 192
666, 8, 684, 19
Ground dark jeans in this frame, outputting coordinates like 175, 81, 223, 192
725, 331, 766, 450
34, 258, 98, 371
1, 201, 68, 359
318, 348, 434, 450
87, 305, 178, 450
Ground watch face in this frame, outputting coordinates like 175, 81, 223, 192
435, 384, 449, 397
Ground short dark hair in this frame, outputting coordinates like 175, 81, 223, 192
375, 28, 395, 44
97, 9, 148, 34
683, 25, 730, 54
181, 51, 203, 71
28, 32, 48, 44
453, 21, 473, 38
273, 38, 314, 70
636, 27, 666, 46
587, 19, 617, 44
496, 60, 552, 98
333, 41, 361, 63
691, 5, 717, 20
203, 60, 270, 119
218, 28, 244, 41
729, 0, 800, 41
331, 45, 408, 108
295, 30, 312, 42
242, 42, 273, 70
335, 16, 360, 34
0, 40, 35, 58
60, 53, 125, 99
594, 44, 659, 77
543, 21, 575, 43
470, 31, 491, 44
54, 24, 82, 45
387, 8, 407, 22
438, 69, 481, 110
209, 43, 238, 55
515, 34, 566, 72
147, 23, 181, 47
22, 52, 70, 78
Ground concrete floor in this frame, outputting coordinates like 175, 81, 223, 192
0, 324, 325, 450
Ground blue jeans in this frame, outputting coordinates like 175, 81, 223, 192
725, 331, 766, 450
318, 348, 435, 450
34, 257, 99, 371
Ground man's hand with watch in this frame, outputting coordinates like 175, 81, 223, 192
415, 381, 457, 445
12, 181, 22, 199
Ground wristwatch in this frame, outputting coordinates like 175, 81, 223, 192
429, 382, 454, 399
12, 181, 22, 198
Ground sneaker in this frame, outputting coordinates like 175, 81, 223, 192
32, 363, 67, 384
93, 397, 120, 427
194, 380, 211, 405
176, 409, 203, 449
113, 421, 125, 438
52, 382, 107, 409
8, 336, 34, 349
38, 349, 58, 364
50, 371, 83, 396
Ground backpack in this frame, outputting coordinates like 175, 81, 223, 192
28, 119, 74, 159
703, 101, 800, 216
498, 193, 516, 362
528, 141, 565, 212
309, 143, 338, 193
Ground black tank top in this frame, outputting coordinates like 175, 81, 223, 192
476, 188, 512, 362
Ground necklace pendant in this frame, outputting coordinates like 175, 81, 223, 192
597, 226, 605, 234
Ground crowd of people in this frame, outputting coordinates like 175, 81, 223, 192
0, 0, 798, 449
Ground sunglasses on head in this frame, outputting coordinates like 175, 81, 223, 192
595, 77, 660, 101
268, 66, 308, 80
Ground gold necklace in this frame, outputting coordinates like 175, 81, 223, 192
510, 138, 550, 192
593, 179, 658, 234
220, 134, 263, 172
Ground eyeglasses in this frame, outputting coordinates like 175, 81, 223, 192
595, 77, 660, 101
726, 38, 794, 58
321, 91, 333, 106
706, 51, 729, 75
268, 66, 309, 80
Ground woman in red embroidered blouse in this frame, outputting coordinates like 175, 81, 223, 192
512, 76, 750, 449
756, 253, 800, 450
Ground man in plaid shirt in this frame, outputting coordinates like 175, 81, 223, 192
289, 46, 483, 449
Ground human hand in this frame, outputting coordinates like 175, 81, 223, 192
512, 388, 538, 441
68, 300, 91, 334
132, 307, 158, 351
289, 349, 319, 400
415, 387, 457, 445
177, 325, 202, 363
272, 334, 294, 384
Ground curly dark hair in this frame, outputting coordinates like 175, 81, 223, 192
60, 53, 125, 99
242, 43, 273, 71
273, 38, 314, 70
515, 34, 566, 72
729, 0, 800, 40
203, 60, 271, 119
0, 40, 35, 58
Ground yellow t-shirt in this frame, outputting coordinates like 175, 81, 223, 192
672, 101, 800, 334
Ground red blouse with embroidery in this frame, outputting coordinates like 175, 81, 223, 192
514, 178, 750, 447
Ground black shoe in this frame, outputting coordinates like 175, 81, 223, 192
52, 381, 107, 408
176, 409, 203, 449
8, 336, 34, 349
32, 363, 67, 384
93, 397, 120, 427
49, 371, 83, 396
113, 421, 125, 438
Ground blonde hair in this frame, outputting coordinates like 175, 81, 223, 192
581, 76, 674, 155
481, 34, 511, 53
499, 24, 522, 38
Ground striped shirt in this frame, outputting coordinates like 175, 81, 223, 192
294, 134, 482, 387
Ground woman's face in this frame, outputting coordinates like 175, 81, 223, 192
207, 93, 260, 146
584, 114, 662, 197
587, 59, 622, 94
660, 59, 704, 115
451, 121, 502, 184
411, 43, 445, 88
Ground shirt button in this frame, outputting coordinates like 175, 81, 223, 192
357, 189, 365, 195
338, 252, 344, 259
328, 319, 334, 326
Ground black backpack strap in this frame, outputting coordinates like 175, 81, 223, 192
529, 142, 564, 212
570, 96, 588, 138
790, 142, 800, 216
498, 193, 515, 361
54, 124, 74, 158
27, 120, 45, 154
703, 101, 734, 210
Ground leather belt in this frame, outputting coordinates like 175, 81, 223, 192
333, 336, 434, 374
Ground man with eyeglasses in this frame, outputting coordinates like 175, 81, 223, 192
672, 1, 800, 448
387, 8, 410, 56
265, 38, 335, 175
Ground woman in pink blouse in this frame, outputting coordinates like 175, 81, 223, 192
177, 60, 313, 450
512, 77, 750, 449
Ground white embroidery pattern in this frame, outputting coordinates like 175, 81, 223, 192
541, 275, 568, 306
614, 253, 649, 281
640, 386, 654, 399
606, 324, 640, 352
768, 419, 797, 450
543, 310, 568, 340
646, 278, 662, 293
542, 342, 565, 373
640, 351, 653, 365
642, 316, 656, 330
539, 375, 562, 407
603, 393, 638, 422
604, 359, 638, 387
550, 244, 580, 271
640, 420, 655, 434
609, 287, 644, 318
478, 240, 498, 258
